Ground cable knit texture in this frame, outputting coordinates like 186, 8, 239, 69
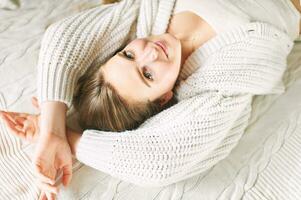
37, 0, 294, 186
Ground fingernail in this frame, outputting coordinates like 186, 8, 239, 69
16, 125, 22, 129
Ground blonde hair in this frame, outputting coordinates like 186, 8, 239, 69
71, 1, 178, 132
73, 61, 177, 132
102, 0, 120, 4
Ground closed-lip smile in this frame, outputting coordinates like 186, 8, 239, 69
154, 41, 168, 58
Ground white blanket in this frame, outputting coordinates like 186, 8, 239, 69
0, 0, 300, 199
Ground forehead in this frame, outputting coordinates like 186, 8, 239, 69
101, 54, 151, 103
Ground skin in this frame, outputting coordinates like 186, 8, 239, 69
101, 11, 216, 105
1, 2, 301, 199
0, 12, 216, 200
103, 1, 301, 105
291, 0, 301, 34
101, 34, 181, 104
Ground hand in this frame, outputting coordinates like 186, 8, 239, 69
37, 168, 64, 200
0, 97, 62, 199
38, 191, 57, 200
32, 100, 72, 200
0, 97, 40, 143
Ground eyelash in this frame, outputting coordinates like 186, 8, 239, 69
122, 50, 154, 81
122, 50, 134, 60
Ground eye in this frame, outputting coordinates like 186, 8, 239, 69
121, 50, 154, 81
122, 50, 135, 60
142, 67, 154, 81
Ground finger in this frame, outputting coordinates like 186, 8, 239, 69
31, 97, 40, 109
26, 128, 34, 141
4, 119, 23, 136
1, 112, 18, 125
1, 114, 26, 140
2, 113, 28, 131
45, 192, 51, 200
1, 112, 17, 126
2, 113, 34, 142
34, 165, 56, 185
36, 172, 56, 185
2, 112, 27, 128
48, 192, 57, 200
2, 111, 28, 121
61, 165, 72, 187
22, 120, 31, 133
37, 181, 59, 195
38, 191, 47, 200
45, 191, 56, 200
40, 191, 56, 200
15, 125, 25, 134
2, 113, 16, 128
15, 116, 26, 126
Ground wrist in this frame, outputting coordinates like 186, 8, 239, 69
39, 101, 67, 137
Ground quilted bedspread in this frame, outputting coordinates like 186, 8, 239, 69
0, 0, 301, 199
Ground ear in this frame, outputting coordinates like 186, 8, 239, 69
159, 91, 173, 106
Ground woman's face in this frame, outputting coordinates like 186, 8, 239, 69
101, 33, 182, 104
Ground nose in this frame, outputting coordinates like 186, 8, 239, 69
137, 43, 159, 66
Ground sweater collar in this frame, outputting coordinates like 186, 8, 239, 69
136, 0, 177, 38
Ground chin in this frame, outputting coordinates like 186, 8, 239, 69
166, 34, 181, 60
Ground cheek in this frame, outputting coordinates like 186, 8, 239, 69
127, 38, 145, 49
157, 62, 179, 88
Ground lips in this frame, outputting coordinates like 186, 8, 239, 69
154, 41, 168, 58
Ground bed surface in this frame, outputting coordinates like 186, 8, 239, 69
0, 0, 300, 199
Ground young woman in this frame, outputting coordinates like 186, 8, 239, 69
1, 0, 300, 199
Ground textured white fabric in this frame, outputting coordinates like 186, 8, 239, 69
174, 0, 300, 40
0, 1, 105, 199
1, 0, 301, 199
174, 0, 301, 81
36, 0, 297, 187
0, 0, 19, 9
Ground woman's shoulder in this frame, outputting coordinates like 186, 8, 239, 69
173, 0, 249, 33
168, 11, 215, 41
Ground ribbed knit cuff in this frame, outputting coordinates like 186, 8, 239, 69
35, 12, 83, 109
37, 63, 77, 109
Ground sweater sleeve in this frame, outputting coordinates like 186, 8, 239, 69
175, 23, 294, 100
36, 1, 139, 108
76, 92, 252, 187
75, 23, 294, 187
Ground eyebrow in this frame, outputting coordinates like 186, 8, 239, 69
117, 52, 151, 88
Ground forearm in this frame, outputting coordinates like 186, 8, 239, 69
37, 4, 124, 110
73, 94, 251, 187
39, 101, 67, 138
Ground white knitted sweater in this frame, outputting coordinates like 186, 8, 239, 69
37, 0, 294, 187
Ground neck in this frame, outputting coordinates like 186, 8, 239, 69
167, 30, 200, 70
179, 37, 199, 67
166, 12, 217, 70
